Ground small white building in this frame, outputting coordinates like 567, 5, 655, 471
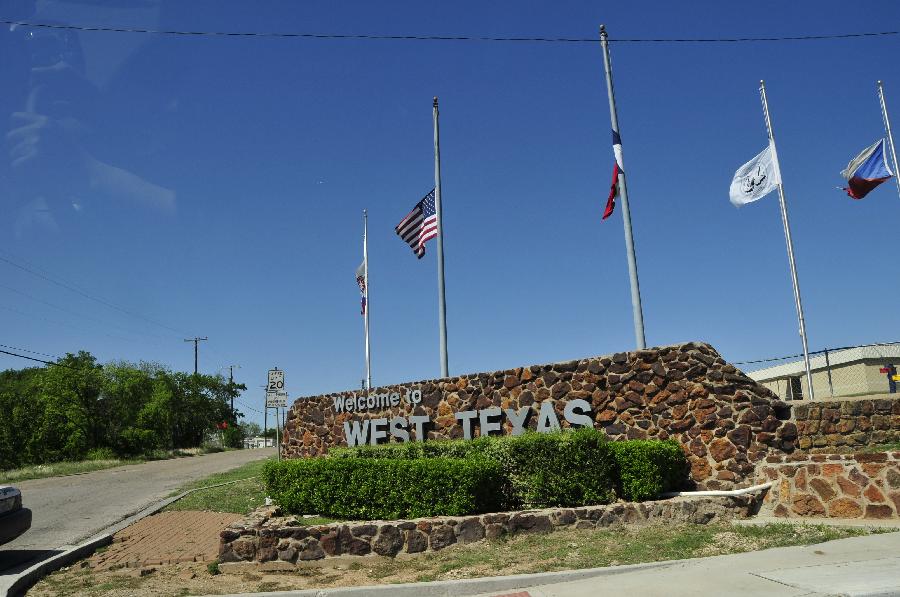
747, 344, 900, 400
243, 436, 276, 449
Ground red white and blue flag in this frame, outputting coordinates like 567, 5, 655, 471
603, 130, 624, 220
355, 260, 366, 315
841, 139, 894, 199
395, 189, 437, 259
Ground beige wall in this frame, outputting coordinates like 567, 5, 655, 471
759, 360, 896, 400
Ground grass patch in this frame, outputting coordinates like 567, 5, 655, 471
350, 522, 889, 582
0, 459, 143, 483
164, 458, 271, 514
852, 442, 900, 454
163, 456, 340, 522
808, 441, 900, 455
0, 448, 226, 483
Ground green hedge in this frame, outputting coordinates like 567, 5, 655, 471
330, 430, 688, 505
334, 430, 616, 508
608, 439, 688, 501
262, 456, 504, 519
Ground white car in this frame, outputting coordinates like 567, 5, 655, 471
0, 486, 31, 546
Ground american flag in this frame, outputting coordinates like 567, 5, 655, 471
355, 260, 366, 315
395, 189, 437, 259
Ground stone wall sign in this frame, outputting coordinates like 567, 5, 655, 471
283, 342, 798, 490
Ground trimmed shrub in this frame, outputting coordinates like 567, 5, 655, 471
328, 437, 492, 460
263, 456, 504, 519
608, 439, 689, 501
331, 429, 617, 508
480, 429, 615, 508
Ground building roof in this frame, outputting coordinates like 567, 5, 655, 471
746, 344, 900, 381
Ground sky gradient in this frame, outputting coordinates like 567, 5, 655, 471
1, 0, 899, 427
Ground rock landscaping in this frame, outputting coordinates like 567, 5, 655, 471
219, 495, 758, 565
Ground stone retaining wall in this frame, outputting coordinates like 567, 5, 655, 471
793, 400, 900, 452
219, 495, 757, 565
755, 452, 900, 519
284, 342, 794, 490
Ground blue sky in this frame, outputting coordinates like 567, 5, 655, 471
1, 0, 899, 427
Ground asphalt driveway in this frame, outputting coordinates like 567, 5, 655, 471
0, 448, 274, 573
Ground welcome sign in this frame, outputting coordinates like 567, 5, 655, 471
332, 388, 593, 446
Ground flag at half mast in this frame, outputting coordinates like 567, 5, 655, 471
602, 130, 624, 220
395, 189, 437, 259
355, 260, 366, 315
729, 143, 781, 207
841, 139, 894, 199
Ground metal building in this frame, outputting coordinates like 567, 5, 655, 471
746, 344, 900, 401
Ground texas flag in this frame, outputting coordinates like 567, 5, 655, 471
841, 139, 894, 199
602, 130, 624, 220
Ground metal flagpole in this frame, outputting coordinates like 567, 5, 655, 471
599, 25, 646, 350
759, 80, 815, 400
433, 96, 449, 378
363, 210, 372, 390
877, 81, 900, 200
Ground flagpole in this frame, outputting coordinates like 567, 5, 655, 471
599, 25, 646, 350
363, 210, 372, 390
759, 80, 815, 400
433, 97, 449, 378
877, 81, 900, 200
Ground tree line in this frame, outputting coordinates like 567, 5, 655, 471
0, 351, 248, 470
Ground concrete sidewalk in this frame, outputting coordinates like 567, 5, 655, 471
474, 530, 900, 597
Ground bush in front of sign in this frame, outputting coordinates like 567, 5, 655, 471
262, 456, 504, 519
331, 429, 617, 508
331, 430, 690, 506
328, 436, 492, 460
479, 428, 616, 508
608, 439, 689, 501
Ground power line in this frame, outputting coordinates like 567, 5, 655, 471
235, 397, 264, 415
735, 340, 900, 366
0, 343, 60, 360
0, 283, 172, 344
0, 347, 77, 369
0, 252, 188, 337
1, 20, 897, 44
0, 303, 143, 345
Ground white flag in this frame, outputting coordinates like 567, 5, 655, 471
729, 144, 781, 207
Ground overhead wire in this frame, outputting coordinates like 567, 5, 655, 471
0, 251, 238, 365
1, 20, 897, 44
0, 252, 189, 337
235, 397, 265, 415
0, 347, 77, 369
0, 282, 173, 344
0, 343, 60, 360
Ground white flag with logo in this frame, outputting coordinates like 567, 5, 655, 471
729, 143, 781, 207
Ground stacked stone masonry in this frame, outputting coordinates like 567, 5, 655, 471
219, 496, 757, 564
792, 400, 900, 452
284, 342, 797, 490
757, 452, 900, 519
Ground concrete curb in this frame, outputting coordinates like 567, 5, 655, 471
0, 478, 252, 597
203, 559, 682, 597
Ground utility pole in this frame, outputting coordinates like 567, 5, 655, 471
224, 364, 241, 415
183, 337, 208, 374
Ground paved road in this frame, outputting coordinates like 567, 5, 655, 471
0, 448, 274, 570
